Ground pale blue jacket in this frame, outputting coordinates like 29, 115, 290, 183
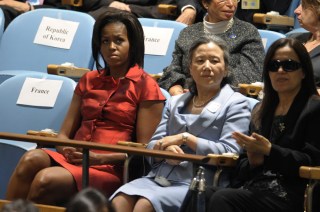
145, 84, 251, 185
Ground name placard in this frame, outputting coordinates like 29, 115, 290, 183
34, 17, 79, 49
241, 0, 260, 9
17, 77, 63, 107
143, 26, 174, 56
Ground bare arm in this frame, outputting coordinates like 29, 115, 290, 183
136, 100, 164, 144
56, 93, 82, 154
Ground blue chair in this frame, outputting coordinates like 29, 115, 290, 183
0, 8, 95, 84
0, 72, 76, 199
285, 27, 308, 37
258, 29, 286, 52
0, 8, 4, 40
284, 0, 301, 29
138, 18, 187, 75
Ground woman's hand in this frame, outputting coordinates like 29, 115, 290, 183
176, 8, 196, 25
109, 1, 131, 12
155, 134, 184, 150
62, 147, 104, 165
164, 145, 184, 165
62, 147, 82, 164
169, 85, 184, 96
232, 132, 272, 156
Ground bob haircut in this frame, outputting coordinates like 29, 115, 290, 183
254, 38, 317, 128
187, 35, 230, 94
92, 8, 145, 73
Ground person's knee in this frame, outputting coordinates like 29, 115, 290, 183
134, 197, 154, 212
15, 149, 49, 179
112, 193, 137, 211
28, 169, 57, 200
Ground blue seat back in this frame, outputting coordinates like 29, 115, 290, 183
285, 27, 308, 37
138, 18, 187, 74
284, 0, 301, 29
0, 72, 76, 198
258, 29, 286, 52
0, 8, 95, 73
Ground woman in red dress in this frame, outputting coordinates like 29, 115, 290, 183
6, 9, 165, 205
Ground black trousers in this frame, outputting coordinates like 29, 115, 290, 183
205, 187, 303, 212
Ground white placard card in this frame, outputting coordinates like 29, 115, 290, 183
143, 26, 174, 56
17, 77, 63, 107
34, 17, 79, 49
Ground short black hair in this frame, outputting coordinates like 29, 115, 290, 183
92, 8, 145, 72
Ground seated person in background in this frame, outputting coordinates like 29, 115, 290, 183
0, 0, 68, 29
66, 187, 115, 212
290, 0, 320, 92
87, 0, 198, 25
206, 38, 320, 212
110, 35, 251, 212
5, 9, 165, 205
235, 0, 292, 28
1, 199, 38, 212
158, 0, 265, 96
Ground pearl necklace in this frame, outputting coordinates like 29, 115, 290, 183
203, 18, 234, 35
192, 96, 213, 108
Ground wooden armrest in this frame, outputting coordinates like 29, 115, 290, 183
149, 74, 162, 81
117, 141, 147, 148
27, 130, 57, 138
47, 64, 90, 78
0, 199, 66, 212
158, 4, 177, 16
238, 83, 263, 96
61, 0, 82, 7
206, 153, 239, 167
253, 13, 294, 27
300, 166, 320, 180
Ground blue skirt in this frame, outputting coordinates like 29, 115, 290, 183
110, 176, 189, 212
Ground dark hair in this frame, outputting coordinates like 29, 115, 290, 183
1, 199, 38, 212
187, 35, 230, 94
254, 38, 317, 128
197, 0, 212, 10
92, 8, 145, 72
66, 188, 115, 212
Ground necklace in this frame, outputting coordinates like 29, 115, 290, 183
192, 96, 213, 108
204, 18, 234, 35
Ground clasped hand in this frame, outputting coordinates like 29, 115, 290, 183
155, 135, 185, 165
232, 132, 272, 167
62, 147, 101, 165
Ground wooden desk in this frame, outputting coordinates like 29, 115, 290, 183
0, 132, 238, 188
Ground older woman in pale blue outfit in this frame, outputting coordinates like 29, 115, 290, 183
110, 36, 251, 212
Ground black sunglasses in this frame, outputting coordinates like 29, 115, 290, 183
267, 59, 302, 72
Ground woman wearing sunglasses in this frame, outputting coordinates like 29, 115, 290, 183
205, 38, 320, 212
